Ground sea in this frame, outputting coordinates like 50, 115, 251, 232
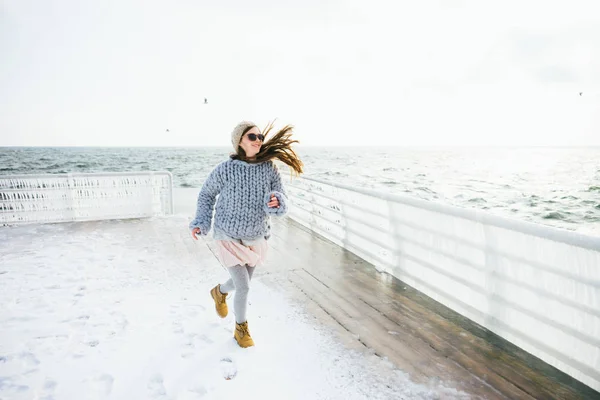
1, 146, 599, 237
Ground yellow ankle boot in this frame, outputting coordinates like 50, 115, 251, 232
234, 321, 255, 348
210, 284, 228, 318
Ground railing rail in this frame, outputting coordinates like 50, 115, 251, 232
286, 175, 600, 392
0, 172, 174, 225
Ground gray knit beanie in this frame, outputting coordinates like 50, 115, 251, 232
231, 121, 257, 152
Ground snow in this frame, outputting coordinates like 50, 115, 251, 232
0, 216, 467, 400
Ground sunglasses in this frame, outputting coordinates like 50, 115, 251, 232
245, 133, 265, 142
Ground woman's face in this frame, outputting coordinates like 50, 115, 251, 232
239, 126, 263, 158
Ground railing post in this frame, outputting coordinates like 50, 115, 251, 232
67, 173, 75, 222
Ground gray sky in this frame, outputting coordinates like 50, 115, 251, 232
1, 0, 599, 147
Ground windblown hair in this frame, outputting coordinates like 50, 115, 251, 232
231, 121, 304, 176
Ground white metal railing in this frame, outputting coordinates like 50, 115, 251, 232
286, 175, 600, 392
0, 172, 174, 225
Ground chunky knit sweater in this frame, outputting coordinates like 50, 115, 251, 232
189, 158, 288, 241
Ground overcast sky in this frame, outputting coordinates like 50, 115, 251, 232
1, 0, 599, 147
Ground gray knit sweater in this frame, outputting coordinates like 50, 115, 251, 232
189, 158, 288, 241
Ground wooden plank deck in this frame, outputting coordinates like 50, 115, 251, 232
205, 217, 597, 400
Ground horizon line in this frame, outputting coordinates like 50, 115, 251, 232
3, 144, 600, 149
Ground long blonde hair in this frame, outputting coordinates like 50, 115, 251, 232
231, 121, 304, 176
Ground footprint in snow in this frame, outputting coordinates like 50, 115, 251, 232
147, 374, 167, 398
220, 357, 237, 381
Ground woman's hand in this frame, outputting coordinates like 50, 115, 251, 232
191, 227, 201, 240
267, 194, 280, 209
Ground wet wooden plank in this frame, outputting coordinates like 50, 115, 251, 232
298, 264, 546, 400
287, 267, 431, 382
265, 217, 596, 400
267, 234, 511, 399
336, 266, 591, 400
292, 257, 560, 399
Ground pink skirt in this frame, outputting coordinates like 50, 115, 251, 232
215, 239, 269, 268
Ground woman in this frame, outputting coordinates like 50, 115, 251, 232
190, 120, 303, 348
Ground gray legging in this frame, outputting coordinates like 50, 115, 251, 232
219, 265, 255, 324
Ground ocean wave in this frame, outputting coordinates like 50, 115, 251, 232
543, 211, 569, 221
322, 171, 346, 177
468, 197, 487, 203
415, 186, 436, 195
587, 186, 600, 192
44, 163, 64, 170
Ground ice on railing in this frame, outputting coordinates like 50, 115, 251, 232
286, 176, 600, 393
0, 172, 173, 225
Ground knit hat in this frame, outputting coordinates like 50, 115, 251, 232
231, 121, 257, 152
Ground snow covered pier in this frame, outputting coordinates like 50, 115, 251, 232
1, 173, 599, 399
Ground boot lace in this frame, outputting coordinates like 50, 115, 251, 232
215, 286, 227, 304
237, 323, 250, 337
218, 291, 227, 304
